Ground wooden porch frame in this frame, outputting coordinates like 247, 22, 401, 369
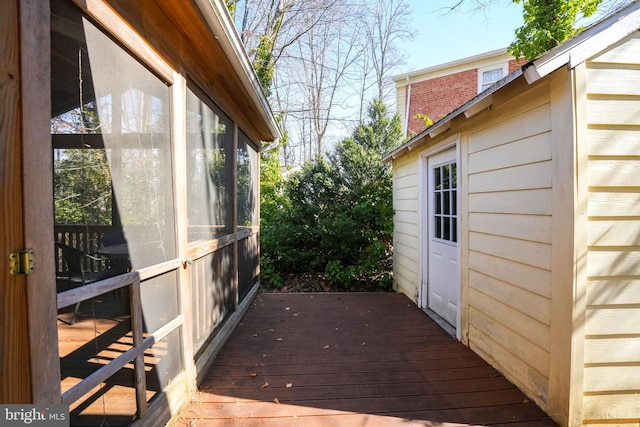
21, 0, 63, 403
8, 2, 267, 422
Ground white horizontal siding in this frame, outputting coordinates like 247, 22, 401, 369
469, 213, 552, 244
469, 232, 552, 271
470, 285, 550, 353
392, 151, 421, 302
466, 80, 553, 411
469, 188, 552, 216
469, 269, 551, 325
469, 251, 552, 299
587, 250, 640, 277
468, 103, 551, 155
588, 191, 640, 216
588, 127, 640, 156
583, 394, 640, 420
587, 278, 640, 305
587, 66, 640, 96
590, 33, 640, 64
468, 132, 552, 174
589, 159, 640, 187
468, 313, 550, 405
583, 366, 640, 392
583, 32, 640, 423
468, 161, 552, 194
584, 336, 640, 364
587, 98, 640, 125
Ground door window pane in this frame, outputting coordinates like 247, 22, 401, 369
433, 162, 457, 244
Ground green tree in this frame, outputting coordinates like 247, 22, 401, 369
264, 99, 404, 290
449, 0, 632, 60
54, 149, 113, 225
509, 0, 602, 59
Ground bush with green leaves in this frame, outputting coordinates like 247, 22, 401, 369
261, 99, 404, 290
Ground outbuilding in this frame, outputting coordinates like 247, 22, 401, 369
383, 3, 640, 425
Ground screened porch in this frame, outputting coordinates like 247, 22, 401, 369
50, 0, 263, 425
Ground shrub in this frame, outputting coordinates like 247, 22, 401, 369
260, 99, 404, 290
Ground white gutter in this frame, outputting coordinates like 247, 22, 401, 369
194, 0, 282, 142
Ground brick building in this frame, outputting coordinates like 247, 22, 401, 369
394, 48, 526, 137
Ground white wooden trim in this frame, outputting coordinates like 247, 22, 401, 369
418, 135, 461, 338
458, 133, 470, 345
548, 64, 584, 426
393, 48, 512, 84
477, 63, 508, 93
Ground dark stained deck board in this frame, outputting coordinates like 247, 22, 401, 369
176, 293, 558, 426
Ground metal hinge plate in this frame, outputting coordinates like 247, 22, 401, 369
9, 249, 35, 275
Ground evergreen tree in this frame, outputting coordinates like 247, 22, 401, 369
263, 99, 405, 290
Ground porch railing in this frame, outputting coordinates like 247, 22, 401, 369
54, 225, 114, 273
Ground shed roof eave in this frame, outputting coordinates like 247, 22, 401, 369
194, 0, 282, 142
382, 67, 524, 164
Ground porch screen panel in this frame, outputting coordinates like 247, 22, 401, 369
237, 132, 259, 228
84, 18, 176, 269
191, 245, 235, 354
238, 232, 259, 302
82, 17, 183, 397
185, 86, 233, 243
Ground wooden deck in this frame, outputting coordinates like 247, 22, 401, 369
176, 292, 558, 426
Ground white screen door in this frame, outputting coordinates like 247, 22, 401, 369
426, 148, 458, 328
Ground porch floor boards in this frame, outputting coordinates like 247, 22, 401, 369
177, 292, 558, 427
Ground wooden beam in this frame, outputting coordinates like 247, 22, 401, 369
232, 124, 239, 310
429, 121, 451, 138
0, 0, 31, 403
72, 0, 175, 84
464, 95, 492, 118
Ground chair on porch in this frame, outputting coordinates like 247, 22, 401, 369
56, 242, 126, 325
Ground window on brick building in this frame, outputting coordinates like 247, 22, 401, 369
478, 64, 508, 92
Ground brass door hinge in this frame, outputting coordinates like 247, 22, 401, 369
9, 249, 34, 275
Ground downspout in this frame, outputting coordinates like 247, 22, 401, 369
404, 76, 411, 137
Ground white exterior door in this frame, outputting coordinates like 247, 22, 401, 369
424, 148, 458, 328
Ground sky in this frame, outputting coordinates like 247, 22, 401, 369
398, 0, 525, 73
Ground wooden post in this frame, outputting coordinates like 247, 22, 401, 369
232, 125, 239, 310
0, 0, 31, 403
20, 0, 62, 403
